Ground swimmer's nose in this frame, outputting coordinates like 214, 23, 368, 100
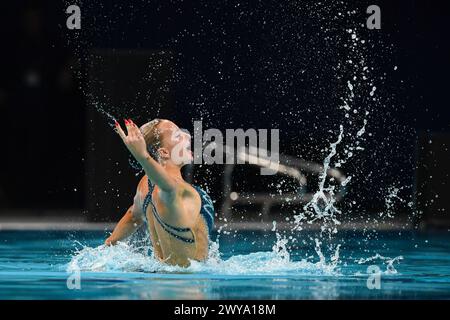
182, 131, 191, 142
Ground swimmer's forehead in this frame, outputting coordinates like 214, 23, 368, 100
140, 120, 177, 132
157, 120, 179, 132
141, 120, 188, 137
158, 121, 190, 136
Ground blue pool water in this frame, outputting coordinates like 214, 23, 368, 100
0, 229, 449, 299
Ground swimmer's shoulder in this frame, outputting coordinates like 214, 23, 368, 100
137, 176, 199, 207
179, 182, 202, 220
179, 180, 201, 200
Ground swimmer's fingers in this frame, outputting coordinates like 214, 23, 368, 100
114, 120, 127, 141
124, 119, 133, 138
105, 237, 117, 246
115, 119, 148, 161
128, 119, 142, 138
124, 119, 141, 139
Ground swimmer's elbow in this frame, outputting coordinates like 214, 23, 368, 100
130, 208, 145, 226
131, 215, 145, 226
129, 201, 145, 226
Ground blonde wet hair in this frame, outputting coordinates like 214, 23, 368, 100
140, 118, 166, 161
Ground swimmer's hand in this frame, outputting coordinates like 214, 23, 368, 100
115, 119, 150, 163
115, 118, 178, 192
104, 236, 117, 246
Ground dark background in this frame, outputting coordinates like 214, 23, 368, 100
0, 1, 448, 226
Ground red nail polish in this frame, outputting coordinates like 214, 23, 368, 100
124, 119, 129, 124
114, 120, 119, 126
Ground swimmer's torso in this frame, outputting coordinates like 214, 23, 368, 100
135, 176, 209, 267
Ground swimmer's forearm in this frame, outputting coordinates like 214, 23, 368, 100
107, 208, 143, 244
137, 153, 178, 192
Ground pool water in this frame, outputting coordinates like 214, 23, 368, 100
0, 229, 449, 299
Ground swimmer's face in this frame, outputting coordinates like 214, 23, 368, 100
156, 120, 193, 166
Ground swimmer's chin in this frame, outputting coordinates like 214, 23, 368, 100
170, 153, 193, 166
183, 149, 194, 164
184, 153, 194, 165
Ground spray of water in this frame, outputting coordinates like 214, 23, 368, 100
67, 233, 338, 276
356, 253, 403, 274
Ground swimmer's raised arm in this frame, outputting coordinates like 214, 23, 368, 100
115, 119, 178, 193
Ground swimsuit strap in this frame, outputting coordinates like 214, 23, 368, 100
142, 178, 194, 243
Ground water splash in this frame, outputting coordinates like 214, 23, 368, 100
289, 16, 387, 268
297, 125, 344, 235
356, 253, 403, 274
381, 185, 408, 219
67, 233, 338, 276
314, 238, 341, 269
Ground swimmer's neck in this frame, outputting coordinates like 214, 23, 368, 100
158, 161, 183, 181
